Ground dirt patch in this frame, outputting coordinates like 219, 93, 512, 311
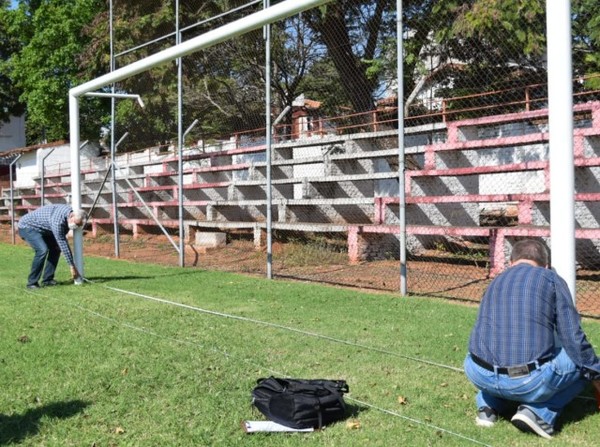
3, 225, 599, 318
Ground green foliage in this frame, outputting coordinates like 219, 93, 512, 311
303, 1, 396, 115
3, 0, 600, 147
573, 0, 600, 78
0, 0, 25, 122
4, 0, 105, 143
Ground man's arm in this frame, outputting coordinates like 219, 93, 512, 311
49, 211, 77, 268
554, 273, 600, 378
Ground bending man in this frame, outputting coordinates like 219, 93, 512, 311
18, 204, 85, 289
464, 239, 600, 439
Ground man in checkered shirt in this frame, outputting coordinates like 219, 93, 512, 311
18, 204, 85, 289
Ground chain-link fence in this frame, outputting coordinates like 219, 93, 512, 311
3, 1, 600, 317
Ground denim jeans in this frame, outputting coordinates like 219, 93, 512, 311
464, 349, 587, 426
19, 227, 61, 286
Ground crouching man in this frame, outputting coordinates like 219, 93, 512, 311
464, 239, 600, 439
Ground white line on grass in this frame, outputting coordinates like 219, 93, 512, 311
21, 281, 600, 413
347, 397, 493, 447
85, 278, 600, 410
15, 282, 493, 447
91, 279, 465, 373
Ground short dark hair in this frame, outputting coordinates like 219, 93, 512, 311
510, 239, 549, 267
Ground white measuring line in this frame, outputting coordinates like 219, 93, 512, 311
347, 397, 492, 447
29, 281, 492, 447
90, 279, 464, 373
22, 280, 600, 412
87, 279, 600, 409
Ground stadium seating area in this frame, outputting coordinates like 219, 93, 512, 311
3, 101, 600, 276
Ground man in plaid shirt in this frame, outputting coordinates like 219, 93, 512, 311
18, 204, 85, 289
464, 239, 600, 439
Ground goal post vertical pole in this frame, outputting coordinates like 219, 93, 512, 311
547, 0, 576, 301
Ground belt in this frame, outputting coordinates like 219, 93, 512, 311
470, 353, 551, 377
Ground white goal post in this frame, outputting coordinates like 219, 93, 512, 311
68, 0, 576, 302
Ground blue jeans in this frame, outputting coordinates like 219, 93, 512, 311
464, 349, 587, 426
19, 227, 61, 286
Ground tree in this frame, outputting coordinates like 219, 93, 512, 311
402, 0, 600, 117
3, 0, 105, 144
572, 0, 600, 89
9, 0, 594, 149
303, 0, 395, 119
81, 0, 255, 149
0, 0, 25, 123
80, 1, 342, 147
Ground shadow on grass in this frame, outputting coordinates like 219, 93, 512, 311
0, 400, 89, 445
346, 402, 369, 418
84, 275, 159, 283
84, 269, 201, 284
556, 390, 599, 432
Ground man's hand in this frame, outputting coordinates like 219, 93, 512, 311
70, 265, 80, 280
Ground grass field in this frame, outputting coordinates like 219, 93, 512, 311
2, 242, 600, 446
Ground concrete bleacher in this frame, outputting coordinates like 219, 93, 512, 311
2, 102, 600, 275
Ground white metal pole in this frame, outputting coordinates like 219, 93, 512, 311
40, 147, 57, 206
397, 0, 407, 295
547, 1, 576, 300
69, 94, 84, 280
109, 0, 119, 258
9, 154, 22, 245
264, 0, 273, 279
176, 0, 185, 267
69, 0, 333, 275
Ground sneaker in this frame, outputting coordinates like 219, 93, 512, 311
511, 406, 554, 439
476, 406, 498, 427
42, 280, 58, 286
26, 283, 40, 289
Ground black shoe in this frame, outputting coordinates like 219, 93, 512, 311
26, 283, 40, 289
42, 280, 58, 287
511, 405, 554, 439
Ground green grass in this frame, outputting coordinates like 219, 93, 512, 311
1, 242, 600, 446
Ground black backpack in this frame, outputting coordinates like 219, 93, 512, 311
251, 376, 349, 429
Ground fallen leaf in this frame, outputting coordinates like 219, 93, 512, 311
346, 419, 361, 430
440, 382, 448, 387
121, 368, 128, 375
18, 335, 30, 343
114, 426, 125, 434
397, 395, 408, 405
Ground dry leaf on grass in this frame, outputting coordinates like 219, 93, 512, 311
397, 395, 408, 405
346, 419, 361, 429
